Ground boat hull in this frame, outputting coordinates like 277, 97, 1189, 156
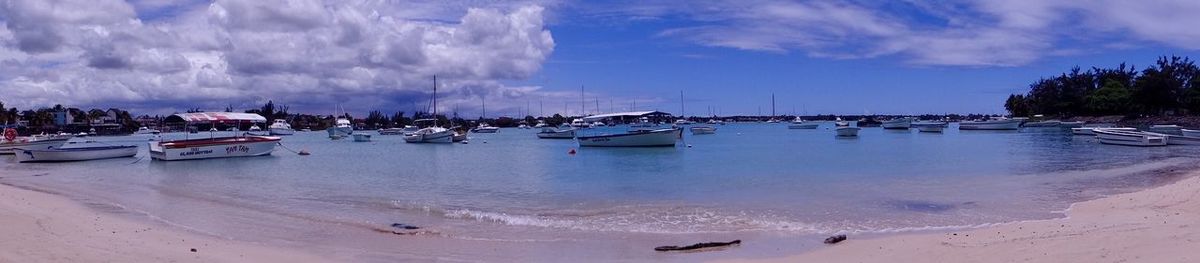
836, 127, 860, 137
353, 133, 372, 142
917, 126, 943, 133
327, 127, 352, 138
0, 138, 70, 154
150, 136, 280, 161
269, 128, 295, 135
1094, 130, 1166, 147
473, 127, 499, 133
788, 123, 819, 129
15, 146, 137, 163
577, 129, 680, 147
1183, 129, 1200, 137
536, 129, 575, 139
404, 130, 454, 143
881, 119, 912, 129
1145, 132, 1200, 145
1072, 127, 1135, 135
959, 120, 1022, 130
690, 127, 716, 135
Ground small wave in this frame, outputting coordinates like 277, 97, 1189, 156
433, 206, 827, 234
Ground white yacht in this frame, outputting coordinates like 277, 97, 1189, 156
327, 117, 353, 138
268, 119, 295, 135
881, 117, 913, 129
788, 117, 819, 129
473, 123, 500, 133
534, 120, 548, 128
913, 121, 947, 133
577, 128, 680, 147
536, 127, 576, 139
134, 126, 160, 135
1094, 129, 1166, 147
959, 118, 1022, 130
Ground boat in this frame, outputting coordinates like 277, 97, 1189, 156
1093, 129, 1166, 147
300, 128, 312, 132
472, 123, 500, 133
1143, 132, 1200, 145
14, 146, 138, 163
1022, 120, 1061, 128
958, 118, 1022, 130
150, 112, 281, 161
577, 128, 680, 147
673, 119, 693, 125
1072, 127, 1135, 136
534, 120, 548, 128
881, 118, 913, 129
835, 120, 859, 137
570, 119, 589, 128
246, 125, 270, 136
1148, 125, 1183, 135
352, 133, 372, 142
134, 126, 160, 135
404, 77, 454, 144
1183, 129, 1200, 137
788, 117, 819, 129
452, 131, 468, 142
913, 121, 946, 133
518, 123, 530, 129
378, 127, 405, 135
536, 127, 576, 139
690, 126, 716, 135
327, 117, 353, 138
268, 119, 295, 135
765, 118, 780, 123
1, 129, 71, 154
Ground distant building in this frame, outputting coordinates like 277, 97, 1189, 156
53, 110, 74, 126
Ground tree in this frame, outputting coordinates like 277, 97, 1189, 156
1004, 94, 1031, 117
1085, 79, 1133, 115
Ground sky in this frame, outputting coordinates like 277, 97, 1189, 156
0, 0, 1198, 117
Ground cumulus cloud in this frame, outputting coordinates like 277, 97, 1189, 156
0, 0, 557, 116
598, 0, 1200, 66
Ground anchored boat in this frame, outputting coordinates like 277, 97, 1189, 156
577, 128, 681, 147
1093, 129, 1166, 147
959, 118, 1022, 130
15, 146, 137, 163
150, 112, 281, 161
536, 127, 575, 139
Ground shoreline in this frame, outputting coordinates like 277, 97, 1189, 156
723, 170, 1200, 263
0, 182, 329, 262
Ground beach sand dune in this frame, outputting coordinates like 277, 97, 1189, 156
726, 173, 1200, 263
0, 183, 327, 263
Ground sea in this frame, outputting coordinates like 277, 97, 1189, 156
3, 123, 1197, 261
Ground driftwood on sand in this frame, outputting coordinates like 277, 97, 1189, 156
824, 234, 847, 244
654, 240, 741, 252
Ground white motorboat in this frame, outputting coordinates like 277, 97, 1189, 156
577, 128, 680, 147
518, 123, 530, 129
269, 119, 295, 135
534, 120, 548, 128
14, 146, 138, 163
246, 125, 271, 136
1183, 129, 1200, 137
1144, 132, 1200, 145
150, 112, 280, 161
536, 127, 576, 139
1, 129, 71, 154
1148, 125, 1183, 135
958, 118, 1022, 130
378, 127, 404, 135
352, 133, 372, 142
1022, 120, 1062, 128
327, 117, 353, 138
673, 119, 693, 125
570, 119, 589, 128
472, 123, 500, 133
452, 131, 468, 142
913, 121, 946, 133
1093, 129, 1166, 147
836, 126, 860, 137
690, 126, 716, 135
1071, 127, 1135, 136
881, 118, 913, 129
788, 117, 819, 129
134, 126, 160, 135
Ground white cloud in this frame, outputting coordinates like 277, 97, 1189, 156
610, 0, 1200, 67
0, 0, 558, 116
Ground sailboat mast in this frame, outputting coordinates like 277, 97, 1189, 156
771, 93, 776, 117
580, 85, 585, 116
679, 90, 684, 118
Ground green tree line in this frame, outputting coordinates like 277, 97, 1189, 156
1006, 56, 1200, 117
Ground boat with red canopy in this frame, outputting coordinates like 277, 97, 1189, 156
150, 112, 280, 161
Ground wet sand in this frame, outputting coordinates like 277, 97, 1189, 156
0, 182, 329, 262
724, 171, 1200, 263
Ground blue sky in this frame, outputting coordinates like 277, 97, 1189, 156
1, 0, 1197, 116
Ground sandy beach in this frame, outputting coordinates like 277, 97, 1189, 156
727, 172, 1200, 263
0, 182, 327, 263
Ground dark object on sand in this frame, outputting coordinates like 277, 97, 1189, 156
824, 234, 847, 244
390, 223, 420, 230
190, 248, 197, 252
654, 240, 741, 251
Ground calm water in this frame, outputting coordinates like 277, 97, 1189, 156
3, 123, 1198, 261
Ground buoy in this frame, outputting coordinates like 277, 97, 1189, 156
568, 148, 576, 155
687, 144, 693, 148
298, 149, 311, 156
461, 140, 469, 144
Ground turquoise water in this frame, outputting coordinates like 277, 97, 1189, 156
3, 123, 1197, 261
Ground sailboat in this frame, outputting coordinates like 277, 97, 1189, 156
404, 76, 455, 143
327, 105, 353, 139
